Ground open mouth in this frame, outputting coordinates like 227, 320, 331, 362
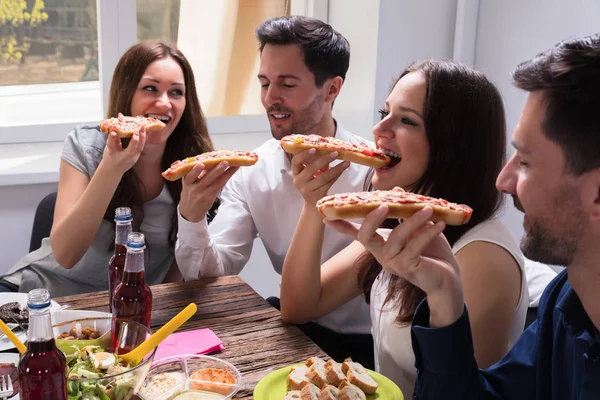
146, 114, 171, 124
271, 113, 291, 121
380, 148, 402, 169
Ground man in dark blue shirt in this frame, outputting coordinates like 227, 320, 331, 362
327, 34, 600, 399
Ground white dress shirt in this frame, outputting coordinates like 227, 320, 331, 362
176, 123, 372, 335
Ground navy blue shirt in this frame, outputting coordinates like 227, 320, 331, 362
411, 269, 600, 399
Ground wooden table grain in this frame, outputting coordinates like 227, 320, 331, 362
54, 276, 327, 399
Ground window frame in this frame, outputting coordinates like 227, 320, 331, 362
0, 0, 329, 145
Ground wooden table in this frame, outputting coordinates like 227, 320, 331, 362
54, 276, 327, 399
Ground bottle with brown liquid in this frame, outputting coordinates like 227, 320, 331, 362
111, 232, 153, 351
18, 289, 67, 400
108, 207, 133, 313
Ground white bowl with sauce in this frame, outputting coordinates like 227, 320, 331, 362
138, 354, 242, 400
167, 389, 224, 399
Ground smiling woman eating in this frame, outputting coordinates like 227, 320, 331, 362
0, 41, 217, 297
280, 59, 528, 395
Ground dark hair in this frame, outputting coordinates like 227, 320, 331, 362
255, 15, 350, 87
359, 59, 506, 324
105, 40, 216, 248
513, 33, 600, 175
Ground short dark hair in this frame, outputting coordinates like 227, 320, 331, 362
255, 15, 350, 87
360, 59, 507, 324
513, 33, 600, 175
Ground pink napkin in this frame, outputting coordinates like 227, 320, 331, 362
154, 328, 225, 361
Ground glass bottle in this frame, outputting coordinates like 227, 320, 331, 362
18, 289, 67, 400
108, 207, 133, 313
111, 232, 152, 352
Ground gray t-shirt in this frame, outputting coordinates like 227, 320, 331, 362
4, 125, 175, 297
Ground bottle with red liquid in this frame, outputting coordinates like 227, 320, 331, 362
112, 232, 152, 352
108, 207, 133, 313
18, 289, 67, 400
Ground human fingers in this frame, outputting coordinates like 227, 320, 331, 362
182, 163, 207, 186
355, 205, 390, 244
207, 166, 240, 190
298, 151, 339, 181
305, 160, 349, 191
125, 127, 142, 157
191, 161, 232, 188
291, 148, 318, 176
323, 219, 361, 240
135, 125, 147, 153
105, 131, 122, 152
382, 207, 437, 255
400, 220, 447, 269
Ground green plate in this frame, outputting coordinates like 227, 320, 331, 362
253, 364, 403, 399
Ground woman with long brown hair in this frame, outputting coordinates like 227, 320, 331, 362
280, 59, 527, 394
1, 41, 218, 296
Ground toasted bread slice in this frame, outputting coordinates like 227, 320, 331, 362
284, 391, 302, 399
307, 362, 329, 389
300, 383, 321, 400
287, 366, 311, 391
341, 359, 378, 394
324, 359, 346, 387
306, 356, 326, 368
338, 381, 367, 400
319, 384, 340, 400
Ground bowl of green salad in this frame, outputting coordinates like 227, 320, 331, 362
53, 314, 156, 400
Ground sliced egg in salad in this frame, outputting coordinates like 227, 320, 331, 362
90, 351, 116, 370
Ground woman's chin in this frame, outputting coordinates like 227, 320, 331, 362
371, 175, 393, 191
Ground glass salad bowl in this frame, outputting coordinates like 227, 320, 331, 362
53, 314, 157, 400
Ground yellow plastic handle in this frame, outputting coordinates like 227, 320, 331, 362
119, 303, 197, 365
0, 319, 27, 354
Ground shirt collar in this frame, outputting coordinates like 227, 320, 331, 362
556, 282, 595, 336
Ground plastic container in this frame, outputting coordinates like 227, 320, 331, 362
137, 354, 242, 400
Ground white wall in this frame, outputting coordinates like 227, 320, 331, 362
372, 0, 458, 126
329, 0, 380, 139
472, 0, 600, 240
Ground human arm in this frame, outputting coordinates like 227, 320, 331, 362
327, 206, 536, 399
162, 258, 183, 283
175, 168, 257, 279
280, 149, 362, 323
410, 301, 538, 399
50, 128, 146, 268
456, 241, 522, 368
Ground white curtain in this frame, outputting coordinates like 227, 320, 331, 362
178, 0, 289, 117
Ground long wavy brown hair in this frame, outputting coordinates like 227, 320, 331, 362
358, 59, 506, 324
104, 40, 216, 248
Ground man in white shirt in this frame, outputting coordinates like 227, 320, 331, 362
175, 16, 375, 367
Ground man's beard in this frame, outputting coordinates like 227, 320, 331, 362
520, 218, 578, 266
268, 94, 324, 140
519, 187, 584, 267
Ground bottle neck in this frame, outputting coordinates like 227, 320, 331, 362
115, 221, 132, 247
28, 306, 54, 342
124, 248, 145, 273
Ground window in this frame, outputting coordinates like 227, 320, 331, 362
0, 0, 100, 142
137, 0, 290, 118
0, 0, 327, 144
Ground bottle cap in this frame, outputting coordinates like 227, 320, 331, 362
115, 207, 132, 222
27, 288, 51, 309
127, 232, 146, 249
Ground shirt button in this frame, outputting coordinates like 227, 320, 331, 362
413, 395, 418, 399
